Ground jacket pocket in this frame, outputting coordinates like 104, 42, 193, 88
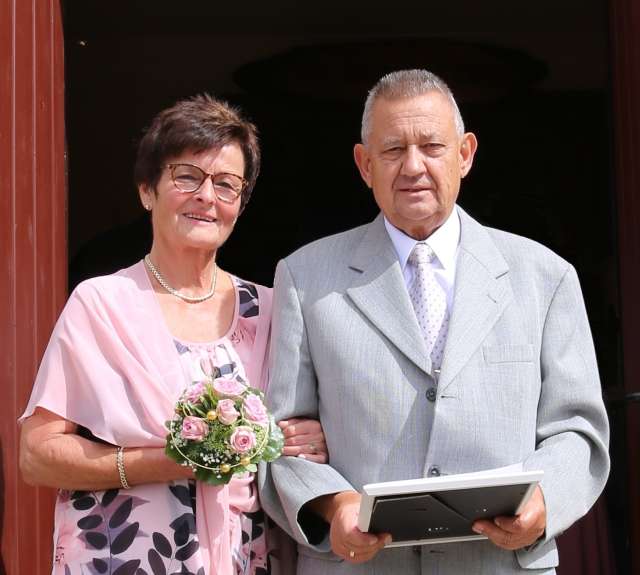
483, 344, 535, 364
515, 539, 559, 569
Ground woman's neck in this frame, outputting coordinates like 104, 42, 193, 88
147, 244, 217, 291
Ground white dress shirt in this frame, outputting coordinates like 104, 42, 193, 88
384, 207, 460, 312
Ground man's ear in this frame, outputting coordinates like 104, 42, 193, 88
459, 132, 478, 178
353, 143, 373, 189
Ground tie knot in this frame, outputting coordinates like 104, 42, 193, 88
409, 242, 435, 266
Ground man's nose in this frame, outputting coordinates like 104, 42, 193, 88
401, 145, 425, 176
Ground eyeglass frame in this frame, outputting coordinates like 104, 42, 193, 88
165, 163, 247, 203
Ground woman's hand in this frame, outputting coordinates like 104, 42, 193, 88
278, 417, 328, 463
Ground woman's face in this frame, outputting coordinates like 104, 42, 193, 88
139, 143, 245, 254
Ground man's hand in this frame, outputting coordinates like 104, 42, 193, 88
472, 485, 546, 550
310, 491, 390, 563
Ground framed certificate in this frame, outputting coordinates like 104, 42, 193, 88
357, 467, 543, 547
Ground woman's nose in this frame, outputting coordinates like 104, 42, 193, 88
195, 176, 217, 203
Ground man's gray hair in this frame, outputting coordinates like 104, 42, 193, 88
361, 69, 465, 144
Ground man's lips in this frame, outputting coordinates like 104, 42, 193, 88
397, 186, 432, 193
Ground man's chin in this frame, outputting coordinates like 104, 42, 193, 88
393, 210, 448, 239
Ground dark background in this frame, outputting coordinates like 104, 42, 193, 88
61, 1, 627, 571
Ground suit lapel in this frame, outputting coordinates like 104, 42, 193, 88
437, 209, 513, 392
346, 214, 431, 375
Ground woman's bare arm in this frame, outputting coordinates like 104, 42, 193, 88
19, 407, 193, 491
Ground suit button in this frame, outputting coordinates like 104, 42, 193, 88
426, 388, 437, 402
428, 466, 441, 477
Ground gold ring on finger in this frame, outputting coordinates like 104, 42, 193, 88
349, 550, 355, 559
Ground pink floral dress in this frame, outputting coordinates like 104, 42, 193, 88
50, 278, 270, 575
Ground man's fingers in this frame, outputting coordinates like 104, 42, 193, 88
329, 499, 388, 564
342, 533, 390, 562
473, 520, 520, 550
472, 485, 546, 551
472, 517, 542, 550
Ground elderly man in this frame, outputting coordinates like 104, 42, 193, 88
260, 69, 610, 574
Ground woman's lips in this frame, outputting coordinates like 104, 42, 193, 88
183, 213, 217, 223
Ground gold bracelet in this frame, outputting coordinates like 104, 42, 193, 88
116, 446, 131, 489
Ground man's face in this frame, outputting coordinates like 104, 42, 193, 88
354, 91, 477, 239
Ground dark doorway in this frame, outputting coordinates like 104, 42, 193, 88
62, 1, 627, 572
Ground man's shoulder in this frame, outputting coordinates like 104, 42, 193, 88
483, 225, 572, 279
284, 221, 371, 267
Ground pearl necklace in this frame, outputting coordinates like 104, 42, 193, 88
144, 255, 217, 303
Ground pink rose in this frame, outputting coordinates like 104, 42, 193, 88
229, 426, 256, 454
213, 377, 246, 398
216, 399, 240, 425
180, 416, 209, 442
183, 382, 206, 404
243, 394, 269, 427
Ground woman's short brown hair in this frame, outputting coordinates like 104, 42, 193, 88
134, 94, 260, 211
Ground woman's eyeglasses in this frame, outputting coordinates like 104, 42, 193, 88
166, 163, 246, 203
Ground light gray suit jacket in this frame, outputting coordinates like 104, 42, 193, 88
259, 208, 610, 575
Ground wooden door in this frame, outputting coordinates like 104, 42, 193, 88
611, 0, 640, 572
0, 0, 66, 572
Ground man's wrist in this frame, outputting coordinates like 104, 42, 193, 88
307, 490, 360, 523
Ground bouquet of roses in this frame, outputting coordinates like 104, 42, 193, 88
165, 374, 284, 485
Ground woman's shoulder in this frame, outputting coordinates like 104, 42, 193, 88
70, 261, 147, 306
231, 274, 272, 293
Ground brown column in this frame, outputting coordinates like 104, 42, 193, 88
610, 0, 640, 572
0, 0, 66, 573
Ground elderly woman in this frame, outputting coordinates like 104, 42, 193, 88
19, 94, 325, 575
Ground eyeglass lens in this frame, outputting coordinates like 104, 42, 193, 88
171, 164, 243, 202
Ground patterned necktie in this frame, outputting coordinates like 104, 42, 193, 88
408, 242, 450, 369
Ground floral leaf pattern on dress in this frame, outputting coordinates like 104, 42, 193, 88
237, 281, 259, 318
92, 557, 109, 573
170, 513, 196, 546
168, 485, 191, 508
64, 489, 151, 573
109, 498, 133, 529
152, 532, 172, 559
85, 531, 108, 550
78, 515, 103, 530
112, 559, 141, 575
101, 489, 119, 508
73, 495, 97, 511
111, 522, 140, 554
174, 540, 199, 562
147, 548, 167, 575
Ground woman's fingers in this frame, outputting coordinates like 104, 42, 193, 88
282, 439, 327, 457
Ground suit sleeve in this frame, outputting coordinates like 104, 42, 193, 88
258, 258, 354, 550
522, 264, 610, 548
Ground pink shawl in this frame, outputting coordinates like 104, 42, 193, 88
21, 260, 272, 574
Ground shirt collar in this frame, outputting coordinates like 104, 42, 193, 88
384, 206, 460, 271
